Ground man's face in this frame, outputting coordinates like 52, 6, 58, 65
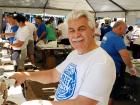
9, 17, 16, 25
120, 23, 127, 35
68, 17, 95, 54
35, 18, 41, 25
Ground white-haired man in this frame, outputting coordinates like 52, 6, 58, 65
10, 10, 116, 105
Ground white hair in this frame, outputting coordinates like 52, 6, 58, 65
66, 10, 95, 29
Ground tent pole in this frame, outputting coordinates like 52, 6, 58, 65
108, 0, 126, 12
124, 11, 128, 23
85, 0, 96, 21
43, 0, 49, 20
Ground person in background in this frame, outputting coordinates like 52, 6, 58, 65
3, 13, 11, 34
35, 16, 46, 42
57, 18, 68, 41
45, 18, 57, 42
95, 21, 101, 41
10, 10, 116, 105
2, 14, 7, 33
101, 20, 137, 105
1, 13, 18, 44
132, 24, 140, 59
124, 26, 134, 50
49, 16, 56, 28
57, 18, 70, 45
25, 18, 38, 69
111, 18, 117, 27
11, 14, 29, 71
100, 18, 112, 41
100, 23, 105, 28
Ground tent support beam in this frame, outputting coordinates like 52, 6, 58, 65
0, 6, 44, 9
44, 0, 48, 9
43, 0, 48, 19
85, 0, 96, 19
95, 11, 125, 13
108, 0, 126, 12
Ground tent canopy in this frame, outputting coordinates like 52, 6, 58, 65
1, 0, 140, 22
0, 0, 140, 26
0, 0, 140, 13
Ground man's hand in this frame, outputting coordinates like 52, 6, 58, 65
0, 33, 5, 38
129, 67, 137, 76
9, 72, 29, 87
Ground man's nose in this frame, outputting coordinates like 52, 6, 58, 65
75, 31, 81, 37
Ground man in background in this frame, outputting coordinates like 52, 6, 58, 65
101, 20, 137, 105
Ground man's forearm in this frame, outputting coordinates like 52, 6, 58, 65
11, 43, 23, 48
39, 32, 46, 40
26, 69, 59, 84
22, 96, 98, 105
5, 32, 15, 37
120, 49, 133, 68
123, 54, 133, 68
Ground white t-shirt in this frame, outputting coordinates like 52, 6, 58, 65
13, 26, 29, 50
133, 27, 140, 45
57, 22, 68, 39
55, 47, 116, 105
25, 21, 37, 40
111, 21, 116, 27
124, 31, 132, 46
5, 23, 11, 33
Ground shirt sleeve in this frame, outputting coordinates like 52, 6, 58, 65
41, 24, 46, 32
11, 26, 18, 33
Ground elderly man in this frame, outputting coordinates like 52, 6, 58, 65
10, 10, 116, 105
101, 20, 137, 105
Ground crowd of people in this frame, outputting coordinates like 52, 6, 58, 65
1, 13, 68, 71
95, 17, 140, 59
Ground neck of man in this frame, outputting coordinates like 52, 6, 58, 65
19, 23, 26, 28
78, 40, 99, 55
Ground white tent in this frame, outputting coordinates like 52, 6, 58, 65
0, 0, 140, 24
0, 0, 139, 14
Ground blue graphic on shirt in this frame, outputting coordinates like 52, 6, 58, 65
55, 63, 77, 100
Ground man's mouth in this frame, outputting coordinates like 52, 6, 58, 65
72, 37, 83, 43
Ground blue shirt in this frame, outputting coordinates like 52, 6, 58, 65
9, 25, 18, 44
36, 23, 46, 38
100, 25, 112, 40
101, 31, 126, 73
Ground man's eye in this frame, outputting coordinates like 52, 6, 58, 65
69, 30, 75, 33
79, 28, 85, 31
